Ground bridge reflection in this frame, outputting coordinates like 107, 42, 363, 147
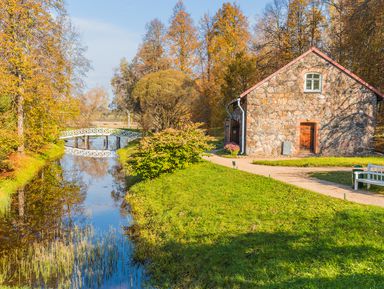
64, 147, 116, 158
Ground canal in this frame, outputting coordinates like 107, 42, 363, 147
0, 137, 146, 288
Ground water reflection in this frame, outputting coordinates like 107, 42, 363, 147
0, 138, 145, 288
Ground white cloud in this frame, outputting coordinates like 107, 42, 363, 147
71, 17, 140, 97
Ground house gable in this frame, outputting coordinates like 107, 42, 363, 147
243, 48, 378, 156
241, 47, 383, 99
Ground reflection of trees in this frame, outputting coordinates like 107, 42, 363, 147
0, 162, 85, 287
73, 156, 109, 179
109, 161, 130, 217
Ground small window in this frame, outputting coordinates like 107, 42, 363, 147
305, 73, 322, 92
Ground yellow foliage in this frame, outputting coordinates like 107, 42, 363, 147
0, 0, 80, 155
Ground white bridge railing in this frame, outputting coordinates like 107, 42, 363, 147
61, 128, 141, 158
60, 128, 141, 140
64, 147, 116, 158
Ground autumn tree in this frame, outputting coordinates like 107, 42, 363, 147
136, 19, 169, 74
325, 0, 349, 63
167, 0, 199, 75
307, 0, 324, 47
111, 19, 170, 129
286, 0, 310, 56
253, 0, 291, 73
132, 70, 198, 131
0, 0, 64, 152
0, 0, 86, 153
204, 3, 251, 127
254, 0, 325, 75
111, 58, 141, 126
326, 0, 384, 91
77, 87, 109, 126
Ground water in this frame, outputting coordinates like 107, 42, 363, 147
0, 137, 146, 289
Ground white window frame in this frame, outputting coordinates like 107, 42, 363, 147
304, 73, 322, 93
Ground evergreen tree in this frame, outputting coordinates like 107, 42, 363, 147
221, 53, 260, 104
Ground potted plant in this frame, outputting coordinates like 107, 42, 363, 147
224, 143, 240, 157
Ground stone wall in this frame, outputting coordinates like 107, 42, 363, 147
245, 52, 378, 156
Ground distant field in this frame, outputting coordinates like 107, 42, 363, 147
90, 120, 140, 129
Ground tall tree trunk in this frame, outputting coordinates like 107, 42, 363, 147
18, 187, 25, 218
17, 93, 24, 153
127, 109, 131, 128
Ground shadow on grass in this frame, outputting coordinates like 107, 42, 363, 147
134, 212, 384, 289
310, 171, 384, 195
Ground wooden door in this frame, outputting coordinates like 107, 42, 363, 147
300, 123, 315, 153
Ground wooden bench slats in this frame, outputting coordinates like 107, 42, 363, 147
354, 164, 384, 190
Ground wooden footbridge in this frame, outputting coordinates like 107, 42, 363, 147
60, 128, 141, 158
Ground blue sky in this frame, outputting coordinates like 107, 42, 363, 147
66, 0, 272, 97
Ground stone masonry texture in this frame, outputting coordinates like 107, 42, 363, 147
243, 51, 378, 156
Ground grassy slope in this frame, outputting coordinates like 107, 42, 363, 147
127, 162, 384, 289
116, 140, 142, 187
253, 156, 384, 167
0, 143, 64, 212
310, 171, 384, 194
116, 139, 139, 166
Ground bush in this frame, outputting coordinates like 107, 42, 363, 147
224, 142, 240, 157
127, 123, 214, 179
132, 70, 199, 131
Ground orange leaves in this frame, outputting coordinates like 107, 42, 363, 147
167, 1, 199, 75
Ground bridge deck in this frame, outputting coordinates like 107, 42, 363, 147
60, 128, 141, 140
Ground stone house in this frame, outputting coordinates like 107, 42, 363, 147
225, 47, 383, 156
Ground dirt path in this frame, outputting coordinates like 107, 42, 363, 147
204, 155, 384, 208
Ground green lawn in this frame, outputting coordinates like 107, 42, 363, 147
127, 162, 384, 289
310, 171, 384, 194
253, 156, 384, 167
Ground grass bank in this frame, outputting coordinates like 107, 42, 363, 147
116, 139, 140, 172
310, 171, 384, 194
116, 140, 141, 187
0, 143, 64, 212
127, 161, 384, 289
253, 156, 384, 167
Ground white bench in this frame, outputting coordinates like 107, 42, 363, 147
354, 164, 384, 190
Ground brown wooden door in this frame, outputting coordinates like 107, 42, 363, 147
300, 123, 315, 153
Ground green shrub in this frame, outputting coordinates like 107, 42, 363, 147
127, 123, 214, 179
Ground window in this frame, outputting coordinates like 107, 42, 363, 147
305, 73, 322, 92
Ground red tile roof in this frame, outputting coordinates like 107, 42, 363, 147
240, 47, 384, 99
